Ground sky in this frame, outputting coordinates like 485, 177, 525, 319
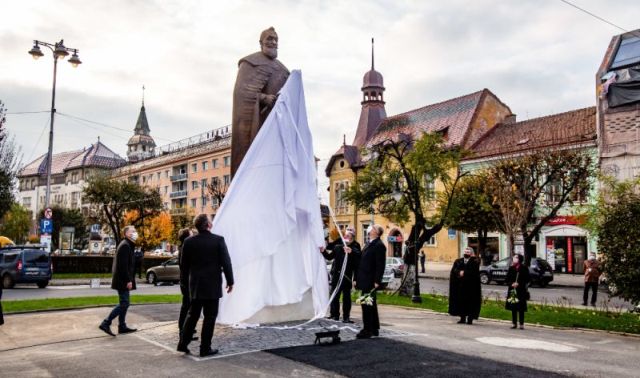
2, 0, 639, 196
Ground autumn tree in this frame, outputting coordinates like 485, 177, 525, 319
124, 210, 173, 252
83, 175, 163, 244
485, 148, 595, 264
207, 176, 228, 208
441, 172, 501, 265
1, 203, 31, 243
0, 101, 20, 219
344, 132, 464, 301
170, 207, 195, 244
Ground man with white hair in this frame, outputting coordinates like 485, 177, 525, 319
353, 224, 386, 338
582, 252, 601, 307
448, 246, 482, 325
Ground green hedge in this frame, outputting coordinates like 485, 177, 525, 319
51, 256, 172, 274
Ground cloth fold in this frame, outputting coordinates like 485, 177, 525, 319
214, 70, 328, 325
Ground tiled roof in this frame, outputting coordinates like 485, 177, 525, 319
367, 90, 486, 148
18, 142, 126, 177
467, 107, 597, 160
324, 145, 362, 177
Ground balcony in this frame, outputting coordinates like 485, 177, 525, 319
170, 173, 188, 182
169, 208, 187, 216
169, 190, 187, 198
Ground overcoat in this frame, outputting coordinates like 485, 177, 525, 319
181, 230, 234, 300
355, 238, 386, 293
505, 264, 531, 312
111, 238, 137, 291
448, 257, 482, 319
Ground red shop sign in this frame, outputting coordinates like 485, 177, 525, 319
545, 215, 583, 226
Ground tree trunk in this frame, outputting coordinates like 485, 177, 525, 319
506, 233, 515, 256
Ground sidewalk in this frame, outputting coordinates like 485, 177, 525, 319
50, 277, 148, 286
420, 262, 584, 288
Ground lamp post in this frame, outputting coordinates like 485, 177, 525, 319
28, 39, 82, 208
391, 185, 422, 303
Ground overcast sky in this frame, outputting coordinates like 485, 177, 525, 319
2, 0, 639, 193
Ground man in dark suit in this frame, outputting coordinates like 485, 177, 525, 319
353, 224, 386, 339
177, 214, 234, 357
448, 247, 482, 325
99, 225, 138, 336
321, 230, 361, 323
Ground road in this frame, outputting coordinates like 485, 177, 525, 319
416, 277, 632, 309
4, 277, 631, 310
2, 282, 180, 300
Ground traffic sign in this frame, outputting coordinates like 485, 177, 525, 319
40, 219, 53, 234
91, 224, 101, 233
44, 208, 53, 219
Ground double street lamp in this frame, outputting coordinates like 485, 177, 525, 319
391, 185, 422, 303
28, 39, 82, 208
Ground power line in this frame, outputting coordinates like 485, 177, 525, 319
558, 0, 628, 33
26, 116, 50, 163
7, 110, 50, 115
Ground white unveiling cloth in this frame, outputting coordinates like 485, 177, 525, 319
214, 70, 329, 325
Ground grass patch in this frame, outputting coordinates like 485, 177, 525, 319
370, 292, 640, 334
3, 294, 181, 314
52, 273, 113, 279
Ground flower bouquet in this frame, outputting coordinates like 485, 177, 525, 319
507, 288, 519, 304
355, 291, 375, 306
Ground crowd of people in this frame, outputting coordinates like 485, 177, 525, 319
89, 216, 605, 353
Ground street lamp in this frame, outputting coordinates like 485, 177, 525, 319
28, 39, 82, 208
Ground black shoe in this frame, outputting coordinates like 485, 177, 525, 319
467, 319, 473, 325
457, 319, 465, 324
118, 326, 137, 334
177, 344, 190, 354
591, 303, 596, 307
582, 302, 587, 306
342, 318, 354, 323
200, 348, 219, 357
519, 325, 525, 330
511, 324, 517, 329
99, 323, 115, 336
372, 330, 379, 337
356, 330, 372, 339
327, 316, 339, 321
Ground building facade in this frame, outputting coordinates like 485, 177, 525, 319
460, 107, 598, 274
16, 140, 127, 221
325, 44, 513, 262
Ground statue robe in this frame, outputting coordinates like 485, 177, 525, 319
231, 52, 289, 177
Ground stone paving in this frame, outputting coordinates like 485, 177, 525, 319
136, 317, 411, 360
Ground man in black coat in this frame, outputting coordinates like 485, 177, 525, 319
321, 230, 361, 323
177, 214, 234, 357
448, 247, 482, 325
353, 224, 386, 339
99, 225, 138, 336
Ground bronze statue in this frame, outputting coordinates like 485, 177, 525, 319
231, 27, 290, 177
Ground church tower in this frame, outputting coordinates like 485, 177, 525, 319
127, 86, 156, 162
352, 38, 387, 147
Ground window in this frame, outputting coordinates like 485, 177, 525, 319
212, 176, 220, 186
191, 163, 198, 173
223, 174, 230, 185
157, 172, 161, 180
164, 186, 168, 194
334, 181, 349, 214
362, 223, 371, 244
190, 198, 197, 208
201, 178, 208, 188
212, 159, 218, 169
424, 174, 436, 200
23, 197, 32, 208
211, 197, 220, 209
546, 180, 563, 204
223, 156, 230, 167
202, 197, 208, 207
191, 181, 199, 190
202, 161, 208, 171
611, 35, 640, 69
165, 170, 169, 178
424, 233, 437, 246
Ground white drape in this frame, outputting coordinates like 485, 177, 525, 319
214, 70, 329, 325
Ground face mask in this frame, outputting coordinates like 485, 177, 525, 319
464, 254, 470, 258
130, 232, 138, 242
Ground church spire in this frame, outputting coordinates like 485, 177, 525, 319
141, 84, 145, 107
371, 38, 375, 71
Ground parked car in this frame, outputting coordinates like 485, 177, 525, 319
380, 264, 395, 289
146, 257, 180, 285
386, 257, 404, 278
479, 256, 554, 287
0, 246, 52, 288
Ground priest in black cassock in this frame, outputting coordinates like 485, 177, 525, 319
448, 247, 482, 325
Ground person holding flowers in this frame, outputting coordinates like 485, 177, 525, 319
505, 254, 531, 329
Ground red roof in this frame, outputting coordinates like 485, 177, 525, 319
366, 90, 492, 148
467, 107, 597, 160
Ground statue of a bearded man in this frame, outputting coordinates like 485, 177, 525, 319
231, 27, 290, 177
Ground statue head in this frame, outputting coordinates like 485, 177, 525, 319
259, 27, 278, 59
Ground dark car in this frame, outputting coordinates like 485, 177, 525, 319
480, 257, 554, 287
146, 257, 180, 285
0, 246, 52, 288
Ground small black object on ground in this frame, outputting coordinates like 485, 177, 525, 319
314, 330, 340, 345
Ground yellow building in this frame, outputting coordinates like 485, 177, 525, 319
325, 48, 512, 262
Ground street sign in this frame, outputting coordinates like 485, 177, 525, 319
40, 234, 52, 253
44, 208, 53, 219
40, 219, 53, 234
91, 224, 101, 233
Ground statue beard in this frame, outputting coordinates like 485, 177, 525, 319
262, 46, 278, 59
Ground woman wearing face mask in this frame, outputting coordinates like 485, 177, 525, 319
505, 254, 531, 329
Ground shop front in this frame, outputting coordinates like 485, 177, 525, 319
387, 229, 404, 258
540, 217, 593, 274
